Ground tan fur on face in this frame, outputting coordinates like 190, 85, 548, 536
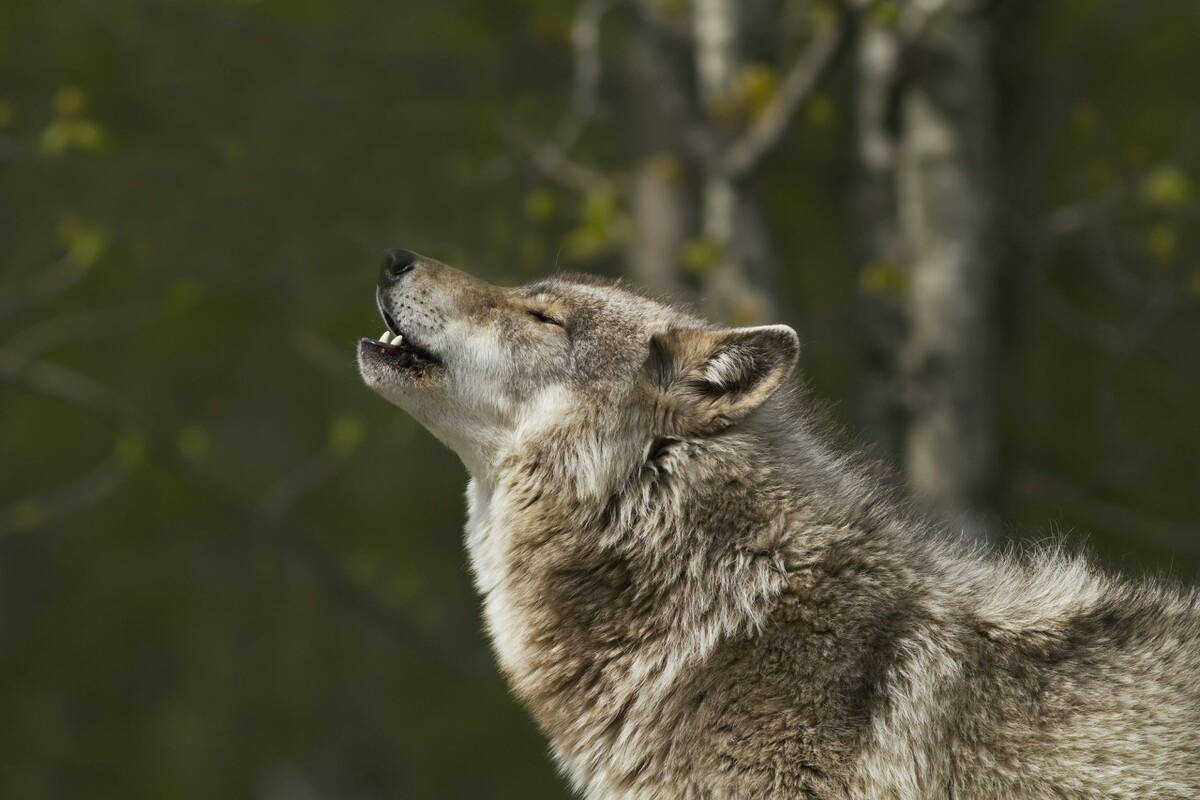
361, 256, 1200, 799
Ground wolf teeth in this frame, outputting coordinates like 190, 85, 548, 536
378, 331, 405, 347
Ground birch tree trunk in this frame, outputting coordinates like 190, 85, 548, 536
898, 9, 997, 534
855, 20, 906, 466
628, 30, 693, 302
855, 3, 998, 536
693, 0, 778, 324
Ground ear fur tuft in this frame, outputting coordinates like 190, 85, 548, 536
646, 324, 799, 436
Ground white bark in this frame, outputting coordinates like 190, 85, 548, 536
692, 0, 777, 324
897, 10, 997, 533
854, 21, 906, 464
854, 3, 998, 536
693, 0, 738, 108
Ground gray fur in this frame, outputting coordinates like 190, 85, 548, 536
359, 253, 1200, 799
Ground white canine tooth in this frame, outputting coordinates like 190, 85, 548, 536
380, 331, 392, 344
394, 334, 404, 345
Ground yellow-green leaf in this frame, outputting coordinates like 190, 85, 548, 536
581, 186, 619, 224
115, 432, 147, 467
1087, 161, 1115, 192
1187, 271, 1200, 298
165, 278, 205, 312
810, 1, 840, 33
519, 234, 546, 269
177, 426, 210, 461
728, 294, 765, 327
9, 501, 43, 532
682, 237, 724, 275
647, 152, 681, 183
53, 86, 87, 119
738, 64, 778, 117
57, 215, 107, 268
805, 93, 836, 129
40, 119, 108, 156
524, 188, 557, 222
1147, 223, 1179, 263
40, 121, 72, 156
859, 260, 908, 297
1070, 101, 1100, 139
0, 99, 14, 129
1141, 167, 1193, 211
72, 120, 107, 153
328, 413, 364, 456
866, 0, 899, 29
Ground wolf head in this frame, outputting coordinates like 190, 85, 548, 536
358, 249, 800, 485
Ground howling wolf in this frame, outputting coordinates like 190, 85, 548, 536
358, 249, 1200, 799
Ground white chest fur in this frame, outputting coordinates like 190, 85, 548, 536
464, 478, 531, 677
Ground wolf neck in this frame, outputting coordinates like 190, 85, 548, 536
461, 400, 919, 792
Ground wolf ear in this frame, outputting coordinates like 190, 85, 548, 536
645, 324, 800, 436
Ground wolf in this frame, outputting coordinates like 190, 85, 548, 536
358, 248, 1200, 799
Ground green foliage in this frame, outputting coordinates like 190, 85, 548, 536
1146, 222, 1179, 263
711, 64, 778, 122
56, 215, 106, 268
327, 413, 364, 456
1, 2, 1198, 799
1070, 100, 1101, 138
804, 93, 836, 130
524, 187, 558, 222
565, 185, 631, 259
114, 431, 147, 467
858, 261, 908, 297
39, 86, 108, 156
176, 426, 210, 462
865, 0, 900, 30
681, 236, 724, 275
1140, 166, 1193, 211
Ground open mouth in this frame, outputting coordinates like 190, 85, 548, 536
360, 306, 443, 371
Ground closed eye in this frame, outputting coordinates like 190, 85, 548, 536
528, 309, 565, 328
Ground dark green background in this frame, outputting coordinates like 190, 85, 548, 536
1, 1, 1198, 797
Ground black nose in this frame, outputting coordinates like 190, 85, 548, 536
380, 248, 418, 284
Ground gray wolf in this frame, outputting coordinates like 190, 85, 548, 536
358, 248, 1200, 799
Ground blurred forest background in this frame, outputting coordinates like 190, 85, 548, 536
2, 0, 1199, 797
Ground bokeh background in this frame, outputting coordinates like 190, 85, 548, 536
2, 1, 1199, 798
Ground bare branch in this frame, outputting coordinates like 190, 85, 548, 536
6, 307, 149, 356
625, 18, 721, 164
254, 449, 485, 677
722, 12, 845, 179
293, 330, 359, 383
555, 0, 613, 151
898, 0, 970, 43
500, 0, 614, 192
1, 453, 130, 536
0, 256, 89, 319
499, 120, 610, 192
0, 349, 137, 423
628, 0, 693, 43
257, 452, 343, 534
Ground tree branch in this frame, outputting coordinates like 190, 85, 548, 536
625, 13, 721, 164
0, 256, 89, 319
0, 348, 137, 423
723, 10, 846, 179
500, 0, 615, 193
554, 0, 613, 151
1, 453, 130, 536
498, 120, 609, 192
